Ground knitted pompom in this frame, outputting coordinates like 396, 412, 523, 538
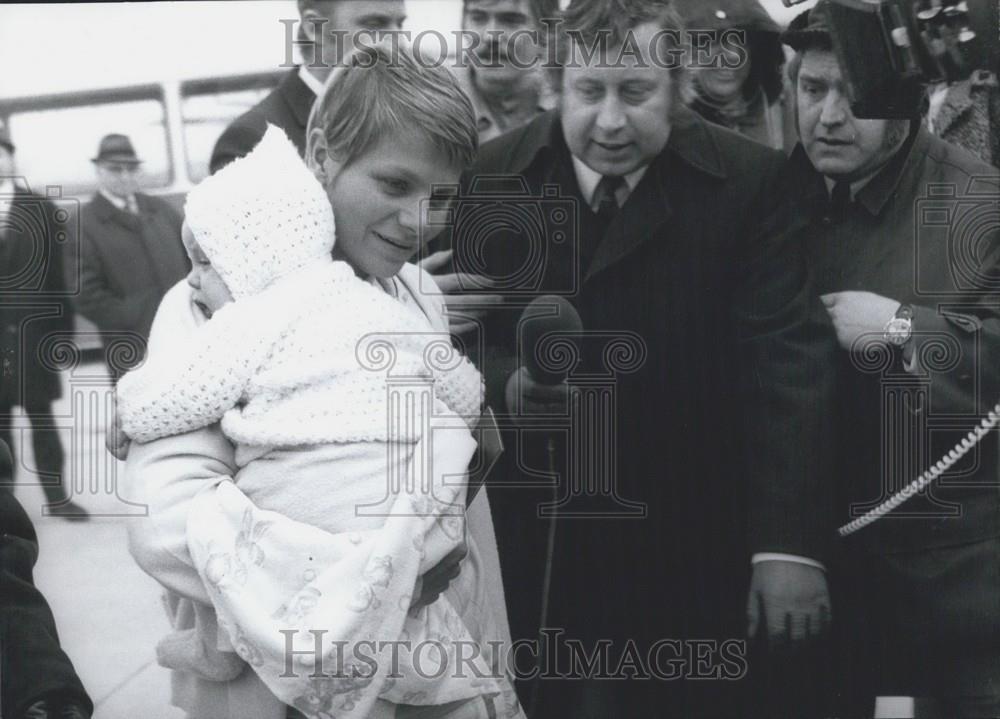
184, 124, 335, 299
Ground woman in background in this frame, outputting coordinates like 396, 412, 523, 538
676, 0, 791, 151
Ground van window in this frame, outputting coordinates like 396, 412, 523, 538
5, 87, 171, 198
180, 73, 283, 183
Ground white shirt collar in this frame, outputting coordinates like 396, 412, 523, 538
99, 189, 133, 211
298, 64, 324, 97
571, 156, 648, 211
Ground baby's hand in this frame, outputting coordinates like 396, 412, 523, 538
105, 390, 131, 460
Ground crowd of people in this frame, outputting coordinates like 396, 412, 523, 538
2, 0, 999, 717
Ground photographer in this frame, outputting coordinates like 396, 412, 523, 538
780, 2, 1000, 714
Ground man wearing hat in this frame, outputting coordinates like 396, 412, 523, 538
781, 2, 1000, 714
78, 133, 188, 375
0, 124, 88, 519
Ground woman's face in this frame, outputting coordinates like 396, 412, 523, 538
697, 35, 752, 102
314, 131, 462, 279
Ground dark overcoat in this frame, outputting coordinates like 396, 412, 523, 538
77, 192, 188, 361
450, 108, 837, 682
209, 68, 313, 174
0, 188, 73, 408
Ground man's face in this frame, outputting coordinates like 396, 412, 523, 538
0, 146, 15, 178
305, 0, 407, 72
560, 21, 674, 177
95, 161, 140, 199
463, 0, 540, 87
182, 223, 233, 318
316, 132, 461, 279
796, 49, 900, 181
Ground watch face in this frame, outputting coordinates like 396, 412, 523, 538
885, 317, 912, 346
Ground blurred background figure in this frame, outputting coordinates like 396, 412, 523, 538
1, 490, 93, 717
920, 0, 999, 166
0, 123, 87, 520
77, 133, 188, 377
676, 0, 792, 150
455, 0, 557, 142
209, 0, 407, 173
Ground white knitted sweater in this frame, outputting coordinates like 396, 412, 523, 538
117, 259, 483, 447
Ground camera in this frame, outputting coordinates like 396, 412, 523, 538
914, 179, 1000, 297
781, 0, 992, 119
421, 175, 581, 297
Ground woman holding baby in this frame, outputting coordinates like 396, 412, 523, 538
118, 42, 520, 719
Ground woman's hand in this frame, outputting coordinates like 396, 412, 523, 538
410, 535, 468, 610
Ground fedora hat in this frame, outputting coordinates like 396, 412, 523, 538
92, 133, 142, 164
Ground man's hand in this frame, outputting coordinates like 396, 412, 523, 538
104, 390, 130, 460
504, 366, 570, 418
820, 291, 900, 351
410, 535, 467, 610
747, 561, 830, 644
418, 250, 503, 335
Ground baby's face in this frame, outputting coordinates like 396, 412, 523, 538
182, 222, 233, 318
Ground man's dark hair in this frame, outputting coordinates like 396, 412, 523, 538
548, 0, 690, 105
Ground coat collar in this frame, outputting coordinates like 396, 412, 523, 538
89, 189, 154, 227
787, 121, 926, 219
501, 107, 730, 282
281, 67, 315, 133
853, 122, 924, 217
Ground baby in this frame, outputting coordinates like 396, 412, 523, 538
117, 125, 500, 718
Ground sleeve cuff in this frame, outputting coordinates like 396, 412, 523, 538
751, 552, 826, 571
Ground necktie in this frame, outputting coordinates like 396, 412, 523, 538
593, 175, 625, 225
583, 175, 626, 268
829, 181, 851, 221
126, 196, 139, 215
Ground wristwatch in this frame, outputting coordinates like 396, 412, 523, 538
883, 303, 914, 347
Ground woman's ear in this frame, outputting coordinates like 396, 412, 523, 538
306, 128, 339, 186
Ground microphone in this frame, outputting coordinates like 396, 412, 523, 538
519, 295, 583, 387
516, 296, 582, 717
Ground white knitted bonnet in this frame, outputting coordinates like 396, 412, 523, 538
183, 124, 335, 299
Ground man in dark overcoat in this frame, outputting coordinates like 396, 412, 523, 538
0, 126, 87, 518
446, 0, 838, 714
77, 134, 188, 375
781, 3, 1000, 715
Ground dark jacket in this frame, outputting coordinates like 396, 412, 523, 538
209, 68, 314, 174
786, 123, 1000, 553
453, 108, 837, 647
0, 491, 92, 717
77, 192, 188, 361
0, 188, 73, 408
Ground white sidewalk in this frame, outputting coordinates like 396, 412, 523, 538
11, 359, 184, 719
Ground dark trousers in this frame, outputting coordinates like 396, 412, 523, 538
0, 403, 69, 506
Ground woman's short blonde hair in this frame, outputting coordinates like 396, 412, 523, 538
308, 39, 479, 170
